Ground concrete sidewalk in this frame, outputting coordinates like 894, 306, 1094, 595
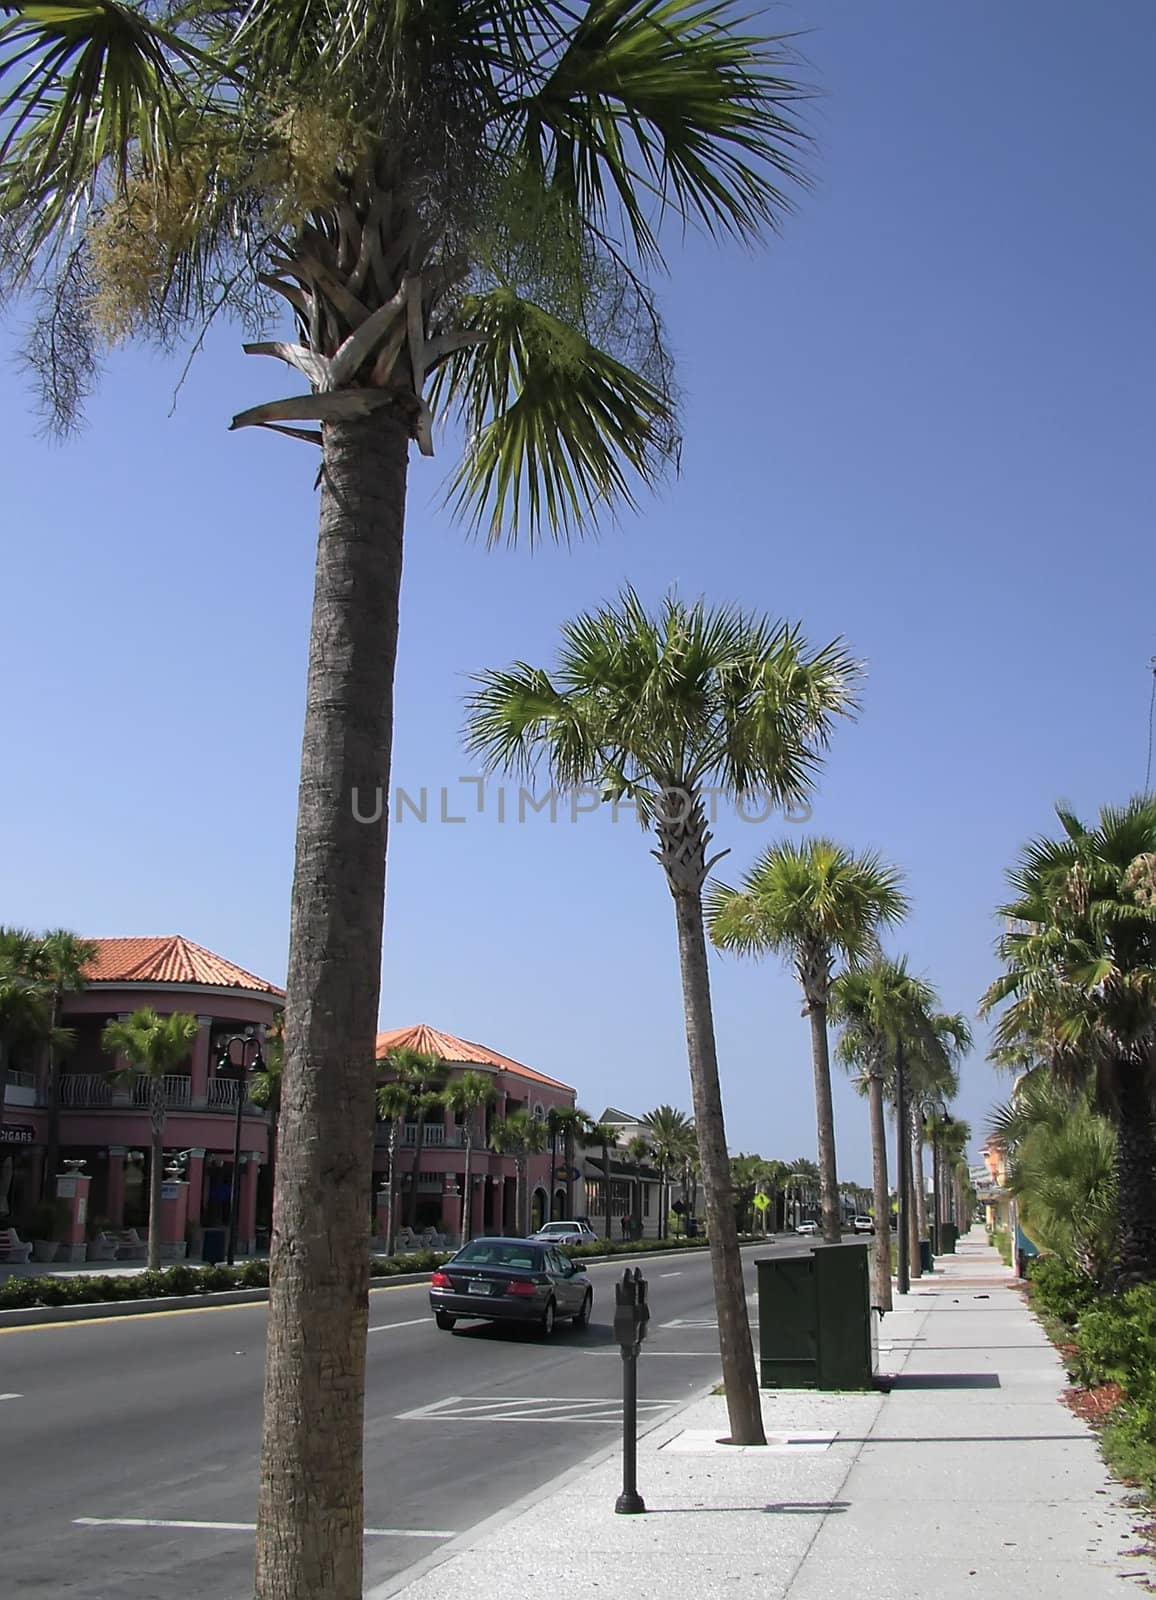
378, 1230, 1152, 1599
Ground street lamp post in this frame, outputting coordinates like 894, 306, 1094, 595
217, 1029, 264, 1267
894, 1042, 910, 1295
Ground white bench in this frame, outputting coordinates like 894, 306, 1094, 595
110, 1228, 148, 1261
0, 1227, 33, 1263
87, 1233, 120, 1263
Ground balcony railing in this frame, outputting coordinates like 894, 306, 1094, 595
397, 1123, 465, 1148
5, 1069, 34, 1089
60, 1072, 113, 1108
207, 1077, 242, 1109
132, 1073, 191, 1108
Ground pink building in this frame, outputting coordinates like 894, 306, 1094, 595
374, 1024, 578, 1241
0, 940, 582, 1254
0, 935, 283, 1254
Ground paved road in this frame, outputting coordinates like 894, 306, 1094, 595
1, 1242, 792, 1598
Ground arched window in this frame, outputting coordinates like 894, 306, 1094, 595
533, 1102, 545, 1121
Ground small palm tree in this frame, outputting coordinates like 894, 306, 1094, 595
624, 1134, 650, 1236
707, 838, 908, 1245
981, 797, 1156, 1281
249, 1012, 284, 1229
373, 1076, 412, 1253
101, 1009, 199, 1270
466, 588, 858, 1446
582, 1120, 621, 1242
379, 1048, 448, 1230
549, 1105, 590, 1220
990, 1072, 1116, 1283
23, 929, 99, 1196
490, 1109, 548, 1235
445, 1071, 496, 1244
644, 1104, 694, 1238
0, 928, 76, 1174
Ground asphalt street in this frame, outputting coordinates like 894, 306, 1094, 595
0, 1241, 788, 1598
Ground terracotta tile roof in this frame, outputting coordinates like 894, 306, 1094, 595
374, 1023, 574, 1094
83, 936, 285, 997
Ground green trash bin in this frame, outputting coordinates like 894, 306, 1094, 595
202, 1226, 228, 1265
919, 1238, 933, 1273
940, 1222, 958, 1254
757, 1241, 879, 1391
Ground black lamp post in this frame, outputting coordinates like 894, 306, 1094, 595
921, 1096, 951, 1259
216, 1029, 263, 1266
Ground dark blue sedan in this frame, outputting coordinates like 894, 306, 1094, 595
429, 1236, 593, 1336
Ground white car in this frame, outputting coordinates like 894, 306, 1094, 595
852, 1215, 875, 1235
531, 1220, 598, 1247
795, 1220, 819, 1236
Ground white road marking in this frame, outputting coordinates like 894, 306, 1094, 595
397, 1393, 675, 1425
0, 1392, 23, 1400
368, 1317, 431, 1333
73, 1518, 453, 1539
660, 1271, 683, 1278
581, 1349, 703, 1357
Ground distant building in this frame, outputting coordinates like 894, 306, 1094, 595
374, 1024, 576, 1241
575, 1106, 666, 1240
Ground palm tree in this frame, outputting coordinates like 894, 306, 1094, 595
579, 1119, 620, 1241
2, 7, 815, 1587
831, 962, 911, 1311
101, 1009, 199, 1270
786, 1157, 819, 1228
374, 1077, 412, 1253
624, 1133, 650, 1236
758, 1158, 791, 1234
490, 1109, 547, 1234
550, 1105, 590, 1220
20, 930, 99, 1197
445, 1071, 496, 1244
0, 929, 57, 1164
249, 1012, 285, 1232
907, 1010, 970, 1255
707, 839, 908, 1246
644, 1104, 694, 1238
466, 589, 858, 1447
379, 1048, 447, 1229
990, 1071, 1116, 1283
981, 797, 1156, 1282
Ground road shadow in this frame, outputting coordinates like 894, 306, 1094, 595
448, 1318, 617, 1347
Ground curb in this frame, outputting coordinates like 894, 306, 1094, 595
0, 1240, 769, 1329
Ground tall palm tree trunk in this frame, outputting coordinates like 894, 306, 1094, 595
671, 889, 765, 1446
912, 1108, 929, 1243
564, 1126, 576, 1218
866, 1069, 892, 1312
894, 1043, 910, 1294
257, 414, 407, 1600
807, 1002, 841, 1243
906, 1114, 922, 1278
1112, 1068, 1156, 1283
602, 1142, 612, 1239
385, 1120, 400, 1253
461, 1129, 473, 1245
408, 1116, 427, 1229
148, 1082, 165, 1273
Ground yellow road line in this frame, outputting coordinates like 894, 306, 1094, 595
0, 1278, 427, 1335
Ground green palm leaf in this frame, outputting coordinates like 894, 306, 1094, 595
436, 286, 676, 542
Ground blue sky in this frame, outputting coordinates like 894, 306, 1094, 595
3, 0, 1155, 1182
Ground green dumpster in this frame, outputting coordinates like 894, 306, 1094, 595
940, 1222, 958, 1254
756, 1241, 879, 1390
919, 1238, 933, 1273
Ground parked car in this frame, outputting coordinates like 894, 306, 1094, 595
852, 1215, 875, 1234
531, 1220, 598, 1247
795, 1220, 819, 1236
429, 1236, 593, 1336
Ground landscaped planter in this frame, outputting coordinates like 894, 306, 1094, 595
31, 1240, 59, 1264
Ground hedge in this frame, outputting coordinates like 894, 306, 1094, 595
0, 1232, 764, 1311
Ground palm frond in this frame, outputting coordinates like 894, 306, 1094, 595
436, 286, 677, 544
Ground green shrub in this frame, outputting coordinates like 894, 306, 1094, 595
1028, 1255, 1102, 1326
1071, 1287, 1156, 1394
1103, 1397, 1156, 1495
